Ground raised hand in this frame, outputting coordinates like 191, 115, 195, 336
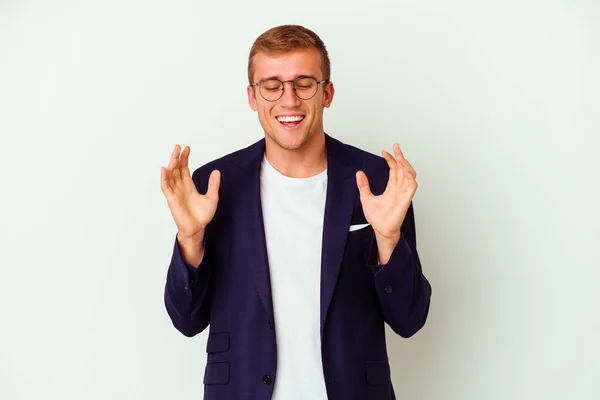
356, 143, 417, 243
160, 144, 220, 241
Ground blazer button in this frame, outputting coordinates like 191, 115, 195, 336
262, 374, 272, 385
384, 285, 393, 294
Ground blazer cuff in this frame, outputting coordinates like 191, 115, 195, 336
172, 235, 208, 286
368, 234, 413, 276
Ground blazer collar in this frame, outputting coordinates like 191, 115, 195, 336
232, 133, 358, 172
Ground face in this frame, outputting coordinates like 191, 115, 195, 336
247, 48, 334, 151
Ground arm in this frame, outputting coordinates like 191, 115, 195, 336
160, 144, 220, 337
164, 232, 212, 337
356, 143, 431, 338
369, 204, 431, 338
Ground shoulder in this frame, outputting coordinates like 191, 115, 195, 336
328, 134, 389, 174
190, 137, 265, 190
326, 135, 392, 196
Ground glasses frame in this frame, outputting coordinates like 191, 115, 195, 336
250, 76, 330, 102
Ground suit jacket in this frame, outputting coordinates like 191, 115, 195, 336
164, 134, 432, 399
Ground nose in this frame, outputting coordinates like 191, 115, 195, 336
279, 81, 302, 108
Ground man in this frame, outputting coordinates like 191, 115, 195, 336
160, 24, 431, 400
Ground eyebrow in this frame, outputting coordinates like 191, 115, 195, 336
257, 74, 319, 83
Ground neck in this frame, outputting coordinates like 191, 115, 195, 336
264, 132, 327, 178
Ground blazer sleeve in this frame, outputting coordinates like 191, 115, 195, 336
368, 203, 432, 338
163, 168, 212, 337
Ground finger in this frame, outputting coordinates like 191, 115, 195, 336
167, 144, 181, 170
160, 166, 174, 197
393, 143, 417, 178
355, 171, 373, 199
170, 145, 182, 181
161, 163, 174, 188
397, 165, 409, 189
205, 170, 221, 200
167, 145, 182, 180
382, 149, 397, 169
382, 150, 399, 182
401, 160, 417, 179
393, 143, 404, 161
408, 177, 419, 191
180, 145, 192, 180
393, 143, 408, 171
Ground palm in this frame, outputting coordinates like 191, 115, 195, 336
356, 143, 417, 239
160, 145, 220, 238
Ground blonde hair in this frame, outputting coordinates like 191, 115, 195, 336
247, 25, 331, 84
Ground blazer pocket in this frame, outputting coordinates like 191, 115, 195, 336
365, 361, 391, 386
346, 225, 374, 243
203, 361, 230, 385
206, 332, 230, 353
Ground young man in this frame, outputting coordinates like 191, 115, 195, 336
160, 25, 431, 400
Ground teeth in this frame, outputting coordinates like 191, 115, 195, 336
277, 115, 304, 123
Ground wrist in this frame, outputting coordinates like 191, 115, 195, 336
374, 231, 401, 265
177, 229, 205, 245
177, 230, 206, 269
375, 231, 400, 247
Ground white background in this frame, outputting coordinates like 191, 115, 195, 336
1, 0, 598, 399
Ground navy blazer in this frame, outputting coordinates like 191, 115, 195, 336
164, 134, 431, 399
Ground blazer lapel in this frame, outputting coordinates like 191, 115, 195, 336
320, 134, 360, 336
235, 139, 275, 323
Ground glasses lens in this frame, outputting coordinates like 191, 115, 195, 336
294, 77, 318, 100
260, 79, 283, 101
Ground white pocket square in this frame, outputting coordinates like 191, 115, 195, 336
349, 223, 370, 232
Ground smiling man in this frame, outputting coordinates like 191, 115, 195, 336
161, 25, 432, 400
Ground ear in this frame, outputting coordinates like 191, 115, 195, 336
323, 81, 335, 108
247, 85, 258, 111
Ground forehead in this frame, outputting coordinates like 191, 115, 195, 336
252, 48, 323, 82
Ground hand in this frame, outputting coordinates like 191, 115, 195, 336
160, 144, 220, 240
356, 143, 418, 242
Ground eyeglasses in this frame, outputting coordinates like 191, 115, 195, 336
251, 76, 329, 102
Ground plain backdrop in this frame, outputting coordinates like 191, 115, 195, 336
1, 0, 598, 399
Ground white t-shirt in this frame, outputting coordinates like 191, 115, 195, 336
260, 154, 329, 400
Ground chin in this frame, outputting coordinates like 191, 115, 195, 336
269, 130, 311, 151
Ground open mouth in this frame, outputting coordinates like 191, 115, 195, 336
276, 115, 305, 129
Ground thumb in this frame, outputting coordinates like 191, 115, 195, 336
356, 171, 373, 200
205, 170, 221, 200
